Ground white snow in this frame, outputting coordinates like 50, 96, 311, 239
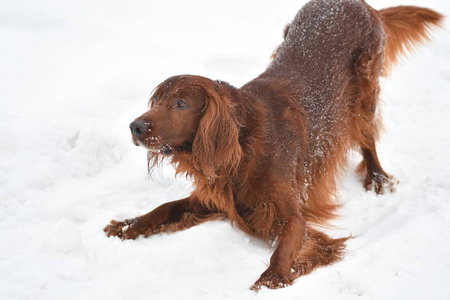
1, 0, 449, 299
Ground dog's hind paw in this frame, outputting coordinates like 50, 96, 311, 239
364, 172, 399, 194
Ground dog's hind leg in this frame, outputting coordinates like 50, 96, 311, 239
351, 27, 398, 194
357, 137, 399, 194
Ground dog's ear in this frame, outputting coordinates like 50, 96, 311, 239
192, 83, 243, 179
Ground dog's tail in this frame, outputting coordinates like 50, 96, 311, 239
379, 6, 444, 75
289, 228, 349, 281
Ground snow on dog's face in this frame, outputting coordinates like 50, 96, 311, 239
130, 75, 209, 155
130, 74, 242, 178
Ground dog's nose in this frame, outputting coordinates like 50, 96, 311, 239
130, 120, 149, 137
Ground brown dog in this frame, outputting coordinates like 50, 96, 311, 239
104, 0, 442, 290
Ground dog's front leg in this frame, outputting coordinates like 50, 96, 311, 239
104, 196, 222, 239
252, 215, 306, 290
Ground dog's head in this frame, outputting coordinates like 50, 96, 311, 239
130, 75, 242, 177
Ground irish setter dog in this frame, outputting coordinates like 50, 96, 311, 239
104, 0, 442, 290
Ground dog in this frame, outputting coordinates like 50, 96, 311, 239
104, 0, 442, 290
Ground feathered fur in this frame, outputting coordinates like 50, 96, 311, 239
104, 0, 443, 291
380, 6, 444, 74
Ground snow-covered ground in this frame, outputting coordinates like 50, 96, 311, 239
1, 0, 449, 299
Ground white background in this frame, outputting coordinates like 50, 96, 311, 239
1, 0, 449, 299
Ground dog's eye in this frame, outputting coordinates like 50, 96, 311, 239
175, 99, 188, 110
152, 96, 158, 103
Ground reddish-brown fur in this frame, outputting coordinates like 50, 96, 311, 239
104, 0, 443, 290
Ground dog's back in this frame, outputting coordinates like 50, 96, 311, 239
253, 0, 384, 219
266, 0, 381, 83
250, 0, 442, 222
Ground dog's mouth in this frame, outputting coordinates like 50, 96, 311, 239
132, 136, 174, 155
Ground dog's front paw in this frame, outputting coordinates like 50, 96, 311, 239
104, 219, 127, 238
103, 218, 144, 240
251, 268, 291, 291
365, 172, 399, 194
